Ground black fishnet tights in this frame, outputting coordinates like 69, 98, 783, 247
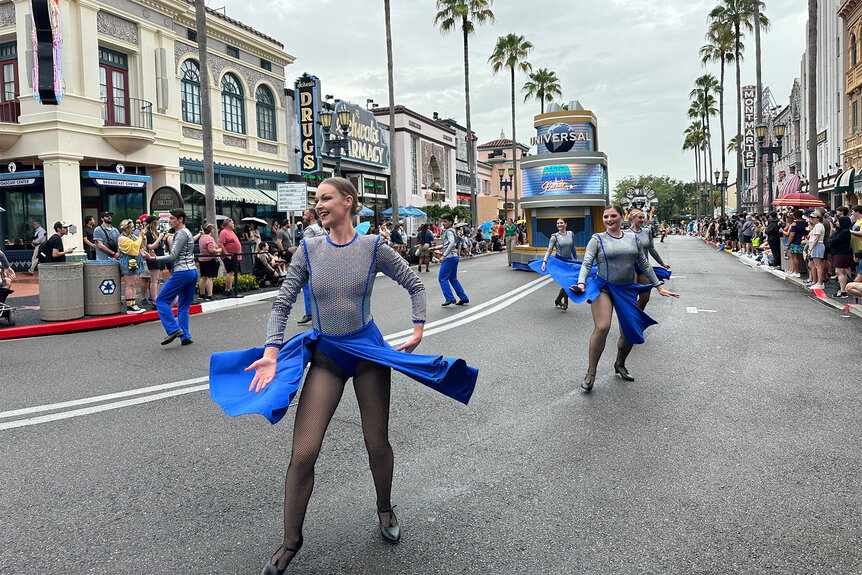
274, 350, 393, 569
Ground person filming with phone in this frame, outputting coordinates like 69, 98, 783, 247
38, 221, 75, 264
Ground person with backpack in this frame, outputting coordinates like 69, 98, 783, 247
93, 211, 121, 261
38, 221, 74, 264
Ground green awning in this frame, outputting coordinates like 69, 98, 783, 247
185, 183, 240, 202
835, 168, 855, 193
225, 186, 277, 206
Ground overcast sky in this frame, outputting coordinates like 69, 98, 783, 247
218, 0, 807, 189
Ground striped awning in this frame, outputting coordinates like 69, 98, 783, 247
778, 173, 802, 196
185, 183, 276, 206
835, 168, 855, 193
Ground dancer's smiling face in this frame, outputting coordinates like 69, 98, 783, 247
315, 183, 352, 228
603, 207, 623, 230
631, 211, 646, 229
556, 218, 567, 232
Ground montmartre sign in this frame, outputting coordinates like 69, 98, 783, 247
743, 85, 757, 169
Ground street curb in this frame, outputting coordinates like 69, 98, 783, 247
0, 305, 204, 341
701, 238, 861, 317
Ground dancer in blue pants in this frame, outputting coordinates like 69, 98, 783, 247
438, 214, 468, 306
151, 209, 198, 346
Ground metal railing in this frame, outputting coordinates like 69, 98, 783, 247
100, 96, 153, 129
0, 92, 20, 123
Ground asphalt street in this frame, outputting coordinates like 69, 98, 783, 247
2, 237, 861, 574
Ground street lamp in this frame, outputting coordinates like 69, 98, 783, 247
714, 169, 730, 217
321, 104, 352, 177
499, 165, 514, 221
756, 122, 785, 209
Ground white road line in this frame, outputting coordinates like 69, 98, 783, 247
0, 376, 209, 419
3, 275, 554, 431
0, 384, 210, 431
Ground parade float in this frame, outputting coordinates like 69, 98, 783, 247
512, 101, 610, 269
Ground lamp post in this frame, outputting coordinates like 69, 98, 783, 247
321, 104, 352, 177
714, 169, 730, 217
499, 165, 514, 221
756, 122, 786, 211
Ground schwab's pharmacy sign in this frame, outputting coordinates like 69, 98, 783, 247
334, 101, 389, 169
296, 73, 321, 174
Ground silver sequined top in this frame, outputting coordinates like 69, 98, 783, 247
542, 231, 576, 263
441, 227, 458, 259
156, 228, 196, 272
578, 231, 661, 287
630, 226, 666, 267
265, 233, 426, 346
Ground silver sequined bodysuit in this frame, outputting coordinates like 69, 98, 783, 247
577, 232, 661, 287
265, 233, 426, 346
542, 231, 576, 263
630, 226, 666, 267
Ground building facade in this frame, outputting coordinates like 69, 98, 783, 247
0, 0, 294, 263
840, 0, 862, 204
432, 113, 476, 208
372, 105, 456, 212
800, 0, 845, 204
476, 133, 528, 221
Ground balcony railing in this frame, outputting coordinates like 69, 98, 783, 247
100, 96, 153, 129
0, 92, 20, 123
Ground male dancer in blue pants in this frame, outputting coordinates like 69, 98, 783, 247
439, 214, 469, 307
151, 209, 198, 345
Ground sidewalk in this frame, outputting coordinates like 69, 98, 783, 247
701, 238, 862, 319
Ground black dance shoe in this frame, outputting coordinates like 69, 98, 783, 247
441, 300, 456, 306
181, 338, 193, 346
261, 536, 303, 575
455, 299, 469, 306
161, 329, 183, 345
581, 373, 595, 392
296, 315, 312, 324
378, 506, 401, 543
614, 363, 635, 381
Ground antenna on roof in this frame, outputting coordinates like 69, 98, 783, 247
211, 5, 226, 14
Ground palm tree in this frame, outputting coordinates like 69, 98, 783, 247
194, 0, 216, 231
690, 74, 720, 204
384, 0, 399, 224
489, 33, 533, 218
807, 0, 818, 195
727, 135, 740, 153
435, 0, 495, 226
700, 25, 739, 203
710, 0, 766, 213
752, 0, 770, 211
688, 96, 715, 212
522, 68, 562, 114
683, 122, 707, 218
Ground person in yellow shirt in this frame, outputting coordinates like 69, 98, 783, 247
118, 219, 149, 313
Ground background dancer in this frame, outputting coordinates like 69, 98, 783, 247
208, 178, 477, 575
572, 206, 679, 392
539, 218, 577, 310
150, 209, 197, 346
296, 208, 327, 325
628, 209, 671, 310
438, 214, 469, 306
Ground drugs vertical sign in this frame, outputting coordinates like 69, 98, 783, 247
743, 85, 757, 168
296, 74, 321, 174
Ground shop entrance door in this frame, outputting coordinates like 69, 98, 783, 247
100, 64, 128, 126
0, 58, 19, 123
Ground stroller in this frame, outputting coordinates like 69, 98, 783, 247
0, 286, 15, 325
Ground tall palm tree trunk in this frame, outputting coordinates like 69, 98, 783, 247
540, 88, 545, 114
719, 58, 726, 216
194, 0, 216, 230
510, 65, 519, 219
384, 0, 398, 224
702, 136, 710, 215
462, 20, 477, 226
704, 105, 715, 211
695, 143, 702, 220
807, 0, 819, 196
755, 0, 765, 212
734, 26, 743, 212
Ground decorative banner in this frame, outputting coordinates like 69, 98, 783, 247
30, 0, 62, 104
334, 100, 389, 169
522, 163, 606, 197
743, 85, 756, 168
295, 73, 321, 174
620, 185, 659, 216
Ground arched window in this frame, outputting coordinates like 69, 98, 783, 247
852, 34, 858, 68
221, 73, 245, 134
180, 59, 201, 124
255, 84, 276, 141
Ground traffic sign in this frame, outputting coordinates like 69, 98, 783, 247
277, 183, 308, 212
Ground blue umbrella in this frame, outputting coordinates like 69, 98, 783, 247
355, 221, 371, 235
479, 221, 494, 230
0, 206, 5, 212
380, 207, 393, 217
407, 206, 427, 218
359, 205, 374, 217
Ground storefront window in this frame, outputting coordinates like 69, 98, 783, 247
1, 188, 46, 250
104, 190, 144, 224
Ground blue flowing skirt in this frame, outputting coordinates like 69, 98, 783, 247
635, 262, 672, 281
527, 256, 657, 345
209, 321, 478, 424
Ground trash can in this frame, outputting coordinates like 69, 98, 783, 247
39, 262, 85, 321
83, 261, 124, 316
